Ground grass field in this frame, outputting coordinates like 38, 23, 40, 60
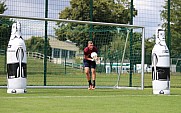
0, 54, 145, 87
0, 88, 181, 113
1, 55, 181, 88
0, 54, 181, 113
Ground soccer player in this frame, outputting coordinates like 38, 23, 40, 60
83, 41, 98, 90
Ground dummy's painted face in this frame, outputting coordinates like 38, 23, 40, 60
11, 22, 21, 35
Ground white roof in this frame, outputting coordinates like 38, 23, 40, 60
49, 37, 79, 52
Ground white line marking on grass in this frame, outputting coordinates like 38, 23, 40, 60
1, 94, 181, 99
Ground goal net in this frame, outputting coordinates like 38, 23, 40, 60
0, 14, 145, 90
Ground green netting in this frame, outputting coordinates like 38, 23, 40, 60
0, 17, 143, 88
0, 0, 178, 88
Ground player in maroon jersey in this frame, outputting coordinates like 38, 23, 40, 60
83, 41, 98, 90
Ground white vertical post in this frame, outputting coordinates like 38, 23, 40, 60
141, 27, 145, 90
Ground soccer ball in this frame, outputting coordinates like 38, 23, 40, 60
91, 52, 97, 58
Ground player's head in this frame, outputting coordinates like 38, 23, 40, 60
88, 41, 94, 50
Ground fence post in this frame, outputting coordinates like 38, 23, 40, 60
4, 50, 6, 73
167, 0, 171, 53
89, 0, 93, 40
129, 0, 134, 87
64, 55, 67, 74
44, 0, 48, 86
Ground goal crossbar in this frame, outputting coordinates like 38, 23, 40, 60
0, 14, 144, 29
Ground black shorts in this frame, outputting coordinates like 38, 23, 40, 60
83, 59, 96, 69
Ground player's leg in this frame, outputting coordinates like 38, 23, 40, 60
91, 68, 96, 89
84, 60, 92, 90
91, 61, 96, 90
85, 67, 92, 89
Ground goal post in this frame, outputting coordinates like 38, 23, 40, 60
0, 14, 145, 90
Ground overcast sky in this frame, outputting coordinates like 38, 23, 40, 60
3, 0, 166, 39
134, 0, 165, 38
4, 0, 70, 39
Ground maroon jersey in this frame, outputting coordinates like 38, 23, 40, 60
84, 46, 98, 58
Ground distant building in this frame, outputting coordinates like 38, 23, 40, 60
49, 36, 79, 64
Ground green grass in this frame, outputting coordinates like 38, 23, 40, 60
0, 88, 181, 113
0, 55, 181, 88
0, 55, 144, 87
0, 55, 181, 113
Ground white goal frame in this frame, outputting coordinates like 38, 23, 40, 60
0, 14, 145, 90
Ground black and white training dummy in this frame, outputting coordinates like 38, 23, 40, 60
7, 21, 27, 94
152, 27, 170, 95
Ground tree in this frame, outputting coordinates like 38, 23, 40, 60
55, 0, 137, 50
131, 33, 155, 65
161, 0, 181, 57
0, 1, 13, 50
145, 36, 155, 65
25, 36, 52, 56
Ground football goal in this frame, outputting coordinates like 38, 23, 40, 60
0, 14, 145, 90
